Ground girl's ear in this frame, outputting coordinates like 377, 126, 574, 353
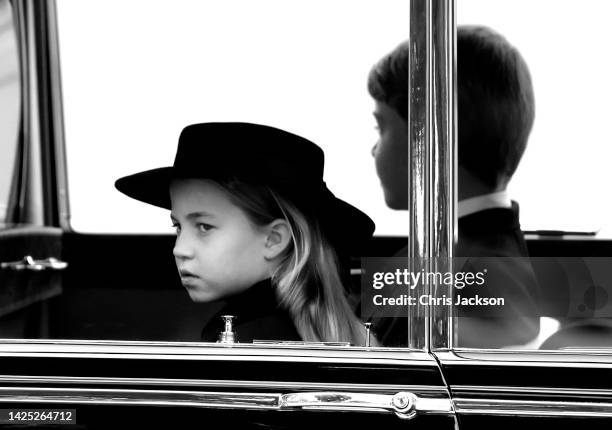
263, 219, 292, 260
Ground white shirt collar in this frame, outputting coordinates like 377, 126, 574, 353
458, 190, 512, 218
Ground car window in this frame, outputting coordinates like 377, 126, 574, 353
37, 0, 422, 349
453, 0, 612, 351
0, 0, 20, 225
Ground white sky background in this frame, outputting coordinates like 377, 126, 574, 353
459, 0, 612, 236
58, 0, 612, 236
57, 0, 410, 235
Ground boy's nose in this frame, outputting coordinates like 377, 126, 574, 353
371, 143, 378, 157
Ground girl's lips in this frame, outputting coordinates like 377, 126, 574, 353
180, 274, 199, 287
178, 268, 197, 278
178, 269, 199, 286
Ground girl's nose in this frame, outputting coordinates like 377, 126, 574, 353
371, 143, 378, 157
173, 233, 194, 260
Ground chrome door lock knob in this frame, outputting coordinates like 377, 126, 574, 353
219, 315, 237, 344
364, 322, 372, 347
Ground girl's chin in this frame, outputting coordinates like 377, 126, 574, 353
182, 283, 216, 302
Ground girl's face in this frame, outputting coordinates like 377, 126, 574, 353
170, 179, 272, 302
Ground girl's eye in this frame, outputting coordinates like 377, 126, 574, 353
197, 223, 213, 233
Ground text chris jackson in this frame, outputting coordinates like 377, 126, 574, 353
372, 294, 505, 307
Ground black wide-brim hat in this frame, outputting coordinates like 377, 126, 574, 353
115, 122, 375, 253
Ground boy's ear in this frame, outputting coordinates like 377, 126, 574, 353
263, 219, 292, 260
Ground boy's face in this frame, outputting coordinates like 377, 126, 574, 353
170, 179, 271, 302
371, 101, 409, 210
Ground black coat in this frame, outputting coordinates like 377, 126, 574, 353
373, 202, 541, 348
454, 202, 541, 348
200, 278, 302, 343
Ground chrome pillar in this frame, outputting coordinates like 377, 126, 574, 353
407, 0, 456, 350
6, 0, 67, 227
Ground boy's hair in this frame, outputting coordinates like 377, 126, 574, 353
367, 26, 535, 189
458, 25, 534, 188
216, 178, 371, 346
367, 40, 409, 121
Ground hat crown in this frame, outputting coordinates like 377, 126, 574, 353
172, 122, 324, 184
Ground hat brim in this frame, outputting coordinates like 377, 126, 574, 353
115, 167, 174, 210
315, 187, 375, 253
115, 168, 374, 253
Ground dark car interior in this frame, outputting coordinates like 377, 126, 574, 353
2, 227, 612, 351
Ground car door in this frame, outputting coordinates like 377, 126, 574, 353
0, 1, 456, 428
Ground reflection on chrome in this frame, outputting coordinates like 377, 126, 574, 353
0, 388, 452, 420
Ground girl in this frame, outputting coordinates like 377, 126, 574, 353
115, 122, 375, 345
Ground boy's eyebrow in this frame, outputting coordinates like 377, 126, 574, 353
170, 211, 215, 221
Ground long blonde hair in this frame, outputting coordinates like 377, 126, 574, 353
217, 178, 371, 346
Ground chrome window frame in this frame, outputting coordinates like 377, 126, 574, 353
4, 0, 68, 227
407, 0, 456, 351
